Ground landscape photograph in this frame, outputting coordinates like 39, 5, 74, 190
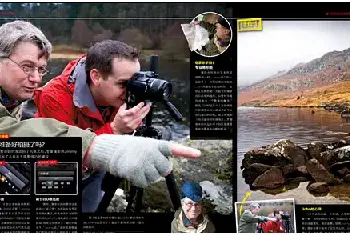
237, 21, 350, 205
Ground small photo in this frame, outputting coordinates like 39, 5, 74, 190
234, 198, 296, 233
0, 162, 31, 195
181, 12, 232, 57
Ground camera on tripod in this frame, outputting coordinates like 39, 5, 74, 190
126, 55, 183, 125
281, 214, 291, 220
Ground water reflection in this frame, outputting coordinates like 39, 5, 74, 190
45, 58, 191, 141
238, 106, 350, 204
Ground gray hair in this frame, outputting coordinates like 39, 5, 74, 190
0, 20, 52, 59
249, 202, 260, 209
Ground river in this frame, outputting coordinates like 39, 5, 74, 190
237, 106, 350, 204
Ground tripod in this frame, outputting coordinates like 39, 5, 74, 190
125, 104, 181, 213
282, 217, 292, 233
96, 103, 182, 213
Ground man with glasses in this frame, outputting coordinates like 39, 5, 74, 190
0, 20, 201, 212
171, 182, 215, 233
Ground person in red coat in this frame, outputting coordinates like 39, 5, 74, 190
262, 210, 285, 233
34, 40, 151, 212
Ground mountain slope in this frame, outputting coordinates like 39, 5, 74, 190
238, 48, 350, 106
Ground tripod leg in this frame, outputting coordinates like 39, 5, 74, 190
96, 173, 122, 213
166, 172, 181, 210
126, 186, 143, 213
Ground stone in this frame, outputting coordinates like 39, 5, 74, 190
242, 163, 272, 185
297, 166, 309, 175
330, 161, 350, 178
306, 159, 338, 185
252, 167, 285, 189
307, 182, 330, 195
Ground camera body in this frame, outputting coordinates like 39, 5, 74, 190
126, 71, 172, 107
126, 55, 183, 122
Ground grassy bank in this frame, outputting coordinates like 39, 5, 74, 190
240, 81, 350, 107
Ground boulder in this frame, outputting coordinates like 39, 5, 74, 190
252, 167, 285, 189
282, 164, 295, 176
320, 146, 350, 170
297, 166, 309, 175
306, 142, 327, 159
271, 139, 310, 168
242, 139, 309, 170
344, 174, 350, 183
287, 177, 309, 185
330, 161, 350, 178
306, 182, 330, 195
242, 163, 272, 185
306, 159, 338, 185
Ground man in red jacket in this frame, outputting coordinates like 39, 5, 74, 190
262, 210, 285, 233
34, 40, 151, 212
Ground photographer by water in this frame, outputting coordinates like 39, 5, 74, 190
238, 203, 273, 233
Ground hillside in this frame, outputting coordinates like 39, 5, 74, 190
238, 47, 350, 106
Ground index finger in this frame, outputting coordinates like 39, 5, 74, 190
170, 142, 201, 158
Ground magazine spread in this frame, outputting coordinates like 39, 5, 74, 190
0, 2, 349, 233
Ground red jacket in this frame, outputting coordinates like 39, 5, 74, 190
34, 56, 118, 135
262, 220, 284, 233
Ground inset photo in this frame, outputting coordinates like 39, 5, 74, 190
234, 198, 296, 233
181, 12, 232, 57
0, 162, 31, 195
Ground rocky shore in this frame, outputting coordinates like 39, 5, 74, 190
241, 138, 350, 198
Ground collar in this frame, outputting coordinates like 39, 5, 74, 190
71, 58, 98, 113
0, 87, 21, 109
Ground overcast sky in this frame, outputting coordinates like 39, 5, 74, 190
238, 21, 350, 86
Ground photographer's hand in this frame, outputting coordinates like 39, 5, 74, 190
85, 134, 200, 187
110, 102, 151, 134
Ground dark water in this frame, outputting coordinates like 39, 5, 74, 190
237, 106, 350, 204
44, 58, 191, 141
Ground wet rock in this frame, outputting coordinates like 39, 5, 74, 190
320, 146, 350, 170
328, 139, 348, 150
306, 159, 338, 185
252, 167, 285, 189
242, 148, 291, 169
287, 177, 309, 185
242, 139, 310, 169
344, 174, 350, 183
297, 166, 309, 175
242, 163, 272, 185
330, 161, 350, 178
306, 142, 327, 159
307, 182, 330, 195
342, 136, 350, 145
282, 164, 295, 176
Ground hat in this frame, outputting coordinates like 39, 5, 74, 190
217, 16, 231, 30
181, 182, 203, 203
249, 202, 260, 209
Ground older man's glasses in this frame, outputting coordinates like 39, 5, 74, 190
184, 200, 201, 208
7, 57, 49, 77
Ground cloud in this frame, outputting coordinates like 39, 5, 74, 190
238, 21, 350, 86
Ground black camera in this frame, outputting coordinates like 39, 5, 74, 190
126, 71, 172, 105
281, 214, 290, 220
126, 55, 182, 122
